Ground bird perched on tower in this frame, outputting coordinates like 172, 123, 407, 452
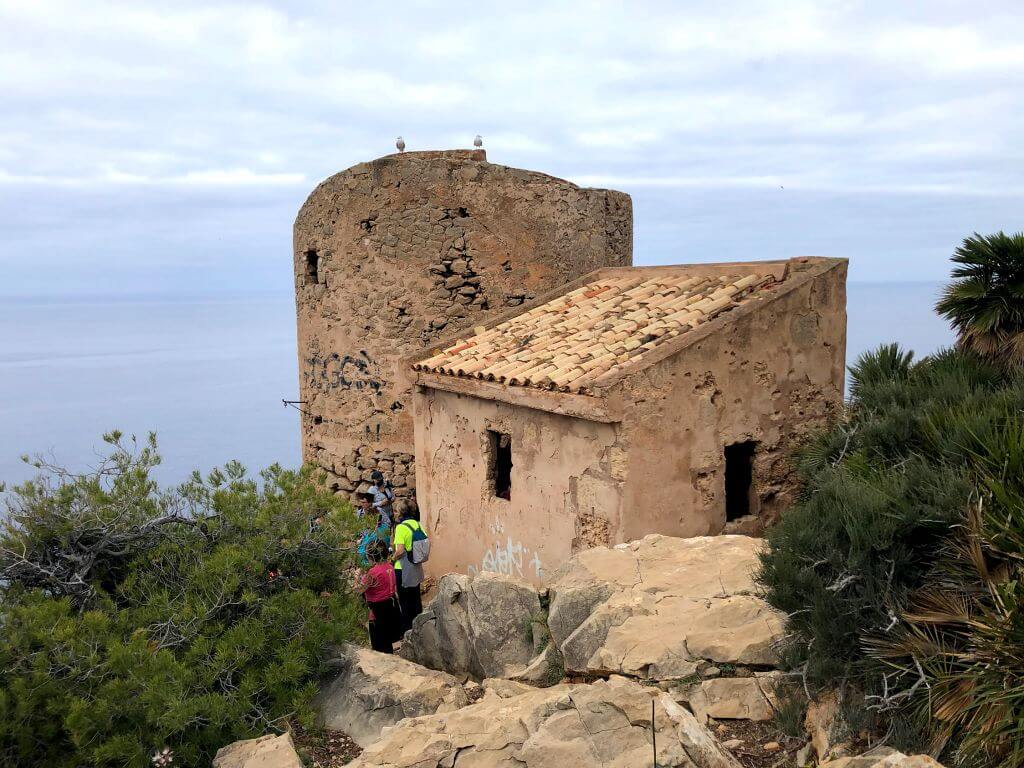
395, 136, 405, 152
473, 134, 483, 148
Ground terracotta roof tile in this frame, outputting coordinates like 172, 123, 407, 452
412, 268, 777, 394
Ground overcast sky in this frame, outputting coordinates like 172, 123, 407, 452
1, 0, 1022, 296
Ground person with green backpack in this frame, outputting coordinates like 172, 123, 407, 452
392, 500, 429, 632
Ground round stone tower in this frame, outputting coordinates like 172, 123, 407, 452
293, 149, 632, 500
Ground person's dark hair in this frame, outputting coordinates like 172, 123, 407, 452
359, 492, 374, 504
370, 470, 384, 484
368, 540, 389, 563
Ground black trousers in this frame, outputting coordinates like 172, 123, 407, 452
367, 597, 401, 653
396, 569, 423, 633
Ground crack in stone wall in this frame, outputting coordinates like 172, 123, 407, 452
569, 434, 626, 550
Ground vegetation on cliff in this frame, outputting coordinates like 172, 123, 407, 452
0, 432, 363, 768
758, 232, 1024, 767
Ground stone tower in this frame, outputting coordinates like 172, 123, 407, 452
293, 149, 632, 500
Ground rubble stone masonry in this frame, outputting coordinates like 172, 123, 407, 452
293, 149, 632, 499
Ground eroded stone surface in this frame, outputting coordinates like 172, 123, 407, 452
212, 733, 302, 768
314, 644, 469, 748
348, 676, 741, 768
821, 747, 945, 768
481, 677, 535, 700
547, 535, 785, 678
399, 571, 544, 680
686, 675, 778, 723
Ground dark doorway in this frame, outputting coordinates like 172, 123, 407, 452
724, 441, 756, 521
304, 249, 319, 285
488, 430, 512, 500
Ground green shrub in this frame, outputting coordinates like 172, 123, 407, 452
757, 347, 1006, 680
771, 685, 808, 739
757, 344, 1024, 761
871, 419, 1024, 767
0, 432, 364, 768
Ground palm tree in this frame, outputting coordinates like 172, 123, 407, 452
936, 231, 1024, 367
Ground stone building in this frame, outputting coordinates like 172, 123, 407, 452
293, 150, 632, 499
408, 257, 847, 585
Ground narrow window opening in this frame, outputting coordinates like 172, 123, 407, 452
488, 429, 512, 500
724, 441, 756, 521
304, 249, 319, 285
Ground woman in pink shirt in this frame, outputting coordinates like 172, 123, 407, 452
358, 540, 401, 653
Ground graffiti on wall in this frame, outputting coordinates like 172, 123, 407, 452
304, 351, 385, 394
467, 535, 543, 580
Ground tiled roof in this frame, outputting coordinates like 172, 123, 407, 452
412, 269, 777, 395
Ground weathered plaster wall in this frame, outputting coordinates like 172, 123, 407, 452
412, 387, 622, 586
294, 149, 632, 499
614, 259, 847, 540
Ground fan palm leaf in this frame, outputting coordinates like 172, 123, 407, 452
936, 232, 1024, 368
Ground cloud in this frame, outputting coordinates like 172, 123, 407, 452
0, 0, 1021, 292
572, 175, 1024, 198
0, 168, 306, 187
872, 24, 1024, 74
576, 128, 663, 148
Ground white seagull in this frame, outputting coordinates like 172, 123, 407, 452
396, 136, 406, 152
473, 134, 483, 148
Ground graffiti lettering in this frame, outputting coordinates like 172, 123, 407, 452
304, 351, 385, 394
467, 536, 543, 580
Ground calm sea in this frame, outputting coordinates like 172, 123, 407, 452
0, 282, 953, 488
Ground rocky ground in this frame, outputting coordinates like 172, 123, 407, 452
290, 723, 362, 768
214, 535, 945, 768
713, 719, 804, 768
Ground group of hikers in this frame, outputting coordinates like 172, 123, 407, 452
353, 470, 429, 654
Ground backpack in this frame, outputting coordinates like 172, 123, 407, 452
401, 521, 431, 565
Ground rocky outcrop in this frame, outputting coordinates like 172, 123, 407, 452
401, 535, 785, 701
821, 748, 944, 767
547, 535, 785, 679
314, 645, 469, 748
214, 536, 943, 768
212, 733, 302, 768
349, 675, 742, 768
399, 571, 544, 679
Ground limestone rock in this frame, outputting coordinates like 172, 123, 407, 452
212, 733, 302, 768
481, 677, 535, 700
546, 535, 785, 679
687, 675, 777, 723
314, 644, 469, 748
511, 639, 565, 687
796, 743, 815, 766
348, 676, 742, 768
821, 747, 945, 768
806, 690, 847, 760
399, 571, 543, 680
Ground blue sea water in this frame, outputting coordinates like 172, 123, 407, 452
0, 282, 954, 488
